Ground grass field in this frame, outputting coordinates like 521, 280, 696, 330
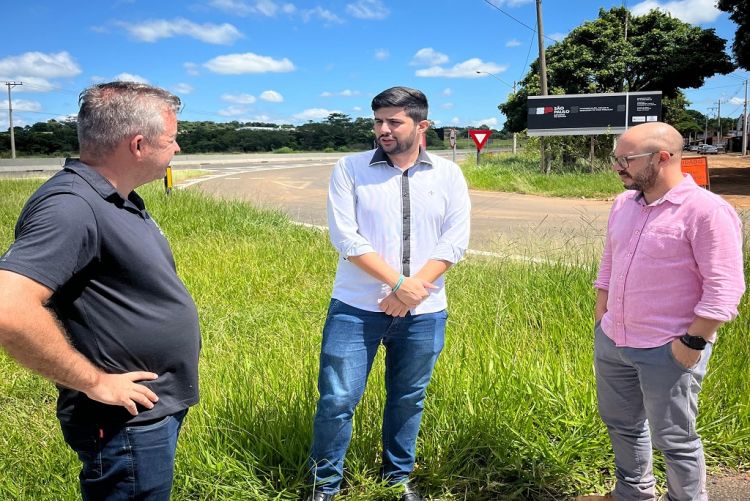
461, 152, 623, 199
0, 179, 748, 500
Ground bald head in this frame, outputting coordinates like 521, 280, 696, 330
618, 122, 683, 161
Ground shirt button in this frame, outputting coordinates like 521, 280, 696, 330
635, 230, 640, 235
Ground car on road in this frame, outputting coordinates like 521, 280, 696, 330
700, 145, 719, 154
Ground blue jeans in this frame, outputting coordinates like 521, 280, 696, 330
309, 299, 447, 494
60, 409, 188, 501
594, 324, 712, 501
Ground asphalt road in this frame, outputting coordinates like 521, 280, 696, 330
185, 150, 612, 259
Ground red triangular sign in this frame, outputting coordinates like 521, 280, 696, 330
469, 130, 491, 151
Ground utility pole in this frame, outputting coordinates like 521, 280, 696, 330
743, 79, 748, 156
512, 80, 517, 154
706, 106, 716, 145
536, 0, 549, 173
717, 99, 722, 147
5, 81, 22, 159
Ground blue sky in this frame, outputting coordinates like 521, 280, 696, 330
2, 0, 748, 131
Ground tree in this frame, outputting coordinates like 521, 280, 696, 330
500, 7, 734, 132
718, 0, 750, 70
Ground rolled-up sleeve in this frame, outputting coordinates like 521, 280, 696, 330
692, 205, 745, 321
594, 202, 616, 291
327, 158, 376, 258
430, 166, 471, 264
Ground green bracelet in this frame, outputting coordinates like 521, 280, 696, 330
392, 274, 405, 292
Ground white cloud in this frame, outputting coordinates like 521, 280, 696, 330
472, 117, 499, 127
0, 51, 81, 79
548, 32, 566, 42
340, 89, 360, 97
119, 18, 243, 44
729, 97, 745, 106
55, 114, 78, 122
184, 62, 200, 76
260, 90, 283, 102
204, 53, 295, 74
1, 77, 56, 93
113, 73, 149, 83
443, 88, 452, 96
411, 48, 450, 66
374, 49, 390, 60
321, 91, 333, 97
441, 102, 454, 109
218, 106, 248, 116
451, 117, 461, 125
432, 119, 442, 126
1, 99, 41, 112
346, 0, 389, 19
292, 108, 340, 121
173, 83, 194, 94
222, 93, 257, 104
210, 0, 296, 17
416, 59, 508, 78
506, 38, 522, 48
352, 106, 362, 112
631, 0, 721, 24
301, 7, 344, 23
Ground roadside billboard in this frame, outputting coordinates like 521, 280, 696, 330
527, 91, 662, 136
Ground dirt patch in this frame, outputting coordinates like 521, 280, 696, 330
687, 153, 750, 208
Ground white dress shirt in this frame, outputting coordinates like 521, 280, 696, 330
327, 147, 471, 314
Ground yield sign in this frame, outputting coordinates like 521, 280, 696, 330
469, 129, 491, 151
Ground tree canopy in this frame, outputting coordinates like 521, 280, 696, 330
500, 7, 734, 132
718, 0, 750, 70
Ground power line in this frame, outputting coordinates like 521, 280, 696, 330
482, 0, 557, 42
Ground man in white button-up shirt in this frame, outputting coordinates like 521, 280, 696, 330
307, 87, 471, 501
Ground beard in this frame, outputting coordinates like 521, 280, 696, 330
621, 161, 658, 192
378, 129, 418, 155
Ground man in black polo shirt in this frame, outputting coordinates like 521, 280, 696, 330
0, 82, 200, 500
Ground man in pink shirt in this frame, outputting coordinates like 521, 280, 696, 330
587, 122, 745, 500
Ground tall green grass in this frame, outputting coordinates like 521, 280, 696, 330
462, 153, 623, 199
0, 180, 748, 500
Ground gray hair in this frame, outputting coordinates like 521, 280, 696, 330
77, 81, 181, 160
371, 86, 428, 123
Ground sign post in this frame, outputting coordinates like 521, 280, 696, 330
681, 156, 710, 190
527, 91, 662, 136
469, 130, 491, 165
449, 128, 457, 163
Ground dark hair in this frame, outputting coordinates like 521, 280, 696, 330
371, 86, 428, 122
77, 81, 181, 161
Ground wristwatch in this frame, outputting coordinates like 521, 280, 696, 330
679, 333, 708, 351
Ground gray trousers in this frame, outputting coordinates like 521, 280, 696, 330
594, 324, 712, 501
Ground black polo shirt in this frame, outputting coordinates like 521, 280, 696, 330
0, 159, 200, 427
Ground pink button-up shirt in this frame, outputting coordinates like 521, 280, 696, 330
595, 175, 745, 348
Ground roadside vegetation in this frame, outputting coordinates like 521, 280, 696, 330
462, 150, 624, 199
1, 179, 748, 500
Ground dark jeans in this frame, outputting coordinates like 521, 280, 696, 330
60, 409, 188, 501
309, 299, 447, 494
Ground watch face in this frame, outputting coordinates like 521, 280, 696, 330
685, 335, 707, 349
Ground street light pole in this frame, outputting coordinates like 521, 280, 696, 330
476, 70, 517, 154
4, 81, 22, 159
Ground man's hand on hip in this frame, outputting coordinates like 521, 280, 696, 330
670, 339, 702, 370
84, 371, 160, 416
395, 277, 436, 308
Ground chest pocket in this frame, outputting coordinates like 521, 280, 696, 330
638, 226, 686, 259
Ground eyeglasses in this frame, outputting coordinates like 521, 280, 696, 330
609, 151, 674, 170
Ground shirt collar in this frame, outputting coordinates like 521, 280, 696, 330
632, 174, 697, 207
63, 158, 145, 210
368, 147, 433, 168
